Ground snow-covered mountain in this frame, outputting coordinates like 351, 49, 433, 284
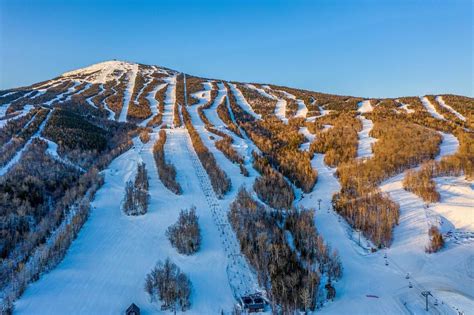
1, 60, 473, 314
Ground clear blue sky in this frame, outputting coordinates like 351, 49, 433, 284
0, 0, 472, 98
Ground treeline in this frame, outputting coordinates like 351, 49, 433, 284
0, 108, 49, 168
186, 76, 207, 105
439, 95, 473, 128
228, 188, 342, 313
216, 95, 242, 137
333, 116, 442, 247
104, 72, 128, 118
146, 83, 168, 128
403, 130, 473, 202
153, 130, 182, 194
0, 107, 38, 146
425, 95, 470, 130
145, 258, 191, 312
174, 74, 184, 126
266, 85, 320, 117
226, 84, 317, 193
0, 131, 133, 311
181, 103, 231, 198
196, 88, 246, 168
253, 153, 294, 209
310, 112, 361, 167
127, 67, 153, 121
123, 162, 149, 216
238, 84, 277, 117
166, 207, 201, 255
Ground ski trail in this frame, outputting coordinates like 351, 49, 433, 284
38, 136, 86, 172
396, 100, 415, 114
0, 105, 35, 128
421, 96, 445, 120
357, 116, 377, 158
44, 82, 81, 106
245, 83, 275, 100
118, 64, 139, 122
177, 129, 261, 299
0, 109, 52, 176
270, 88, 308, 118
357, 100, 374, 114
227, 83, 261, 120
85, 84, 101, 109
435, 96, 466, 121
162, 75, 177, 127
139, 83, 167, 127
356, 101, 376, 159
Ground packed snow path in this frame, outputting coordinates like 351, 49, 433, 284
356, 101, 376, 158
178, 130, 261, 300
379, 131, 470, 314
118, 63, 139, 122
357, 116, 377, 158
15, 132, 236, 314
421, 96, 445, 120
436, 96, 466, 122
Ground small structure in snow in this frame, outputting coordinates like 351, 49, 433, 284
125, 303, 140, 315
240, 293, 266, 313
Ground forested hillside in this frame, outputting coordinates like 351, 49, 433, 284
0, 60, 472, 315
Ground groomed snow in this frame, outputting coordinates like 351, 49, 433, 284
118, 64, 139, 122
15, 132, 237, 314
356, 116, 377, 159
139, 83, 167, 127
377, 131, 472, 315
436, 96, 466, 122
161, 75, 177, 127
421, 96, 445, 120
0, 104, 34, 129
228, 83, 261, 120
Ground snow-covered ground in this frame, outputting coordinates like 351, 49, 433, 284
228, 83, 261, 120
357, 116, 377, 159
15, 131, 237, 314
357, 100, 373, 114
161, 75, 177, 127
432, 176, 474, 231
436, 96, 466, 121
0, 108, 52, 177
0, 104, 34, 128
118, 63, 139, 122
139, 83, 167, 127
356, 101, 376, 159
378, 131, 473, 315
396, 100, 415, 114
421, 96, 445, 120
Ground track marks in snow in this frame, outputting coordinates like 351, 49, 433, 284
162, 75, 178, 127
